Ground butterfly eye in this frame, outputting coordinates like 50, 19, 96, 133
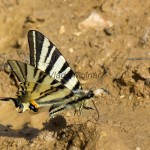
87, 91, 94, 98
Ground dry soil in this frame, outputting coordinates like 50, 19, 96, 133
0, 0, 150, 150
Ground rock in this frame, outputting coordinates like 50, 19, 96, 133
73, 31, 83, 36
103, 27, 113, 36
136, 147, 141, 150
94, 88, 110, 97
78, 12, 113, 31
59, 25, 65, 34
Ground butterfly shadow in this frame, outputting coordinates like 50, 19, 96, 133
43, 115, 67, 132
0, 115, 67, 141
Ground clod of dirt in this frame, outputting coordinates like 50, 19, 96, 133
94, 88, 110, 97
113, 63, 150, 99
78, 12, 113, 31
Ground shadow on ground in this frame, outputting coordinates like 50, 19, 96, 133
0, 115, 67, 140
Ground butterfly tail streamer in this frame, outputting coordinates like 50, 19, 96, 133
0, 97, 22, 108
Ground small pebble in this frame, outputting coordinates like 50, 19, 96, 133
69, 48, 74, 53
103, 28, 113, 36
94, 88, 109, 97
120, 95, 125, 99
59, 25, 65, 34
73, 32, 82, 36
100, 131, 107, 139
136, 147, 140, 150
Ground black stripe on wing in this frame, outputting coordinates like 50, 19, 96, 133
45, 48, 60, 74
28, 30, 44, 67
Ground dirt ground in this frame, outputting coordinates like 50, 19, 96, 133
0, 0, 150, 150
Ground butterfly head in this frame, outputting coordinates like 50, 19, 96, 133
73, 90, 94, 100
86, 90, 94, 99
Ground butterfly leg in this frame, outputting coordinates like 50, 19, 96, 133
49, 104, 66, 118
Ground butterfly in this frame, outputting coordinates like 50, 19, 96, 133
0, 30, 94, 117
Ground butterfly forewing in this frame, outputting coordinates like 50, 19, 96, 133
28, 30, 81, 91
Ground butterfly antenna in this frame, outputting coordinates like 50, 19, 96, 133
0, 97, 22, 108
92, 99, 100, 120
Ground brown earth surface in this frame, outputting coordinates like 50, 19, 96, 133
0, 0, 150, 150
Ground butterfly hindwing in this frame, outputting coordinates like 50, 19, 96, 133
8, 60, 56, 85
8, 60, 73, 109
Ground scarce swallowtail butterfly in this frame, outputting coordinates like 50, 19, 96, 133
0, 30, 94, 117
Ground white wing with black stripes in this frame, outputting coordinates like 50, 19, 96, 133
28, 30, 81, 92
